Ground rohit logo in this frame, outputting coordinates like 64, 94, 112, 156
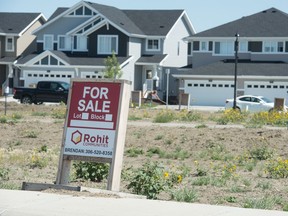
71, 130, 82, 145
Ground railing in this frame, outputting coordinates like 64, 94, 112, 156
142, 79, 153, 98
1, 79, 9, 96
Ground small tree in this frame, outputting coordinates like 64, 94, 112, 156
104, 52, 123, 79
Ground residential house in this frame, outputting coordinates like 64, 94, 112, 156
0, 12, 46, 94
15, 1, 195, 102
175, 8, 288, 106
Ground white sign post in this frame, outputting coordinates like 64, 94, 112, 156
56, 79, 131, 191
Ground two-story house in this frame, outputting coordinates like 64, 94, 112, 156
174, 8, 288, 106
14, 1, 195, 102
0, 12, 46, 95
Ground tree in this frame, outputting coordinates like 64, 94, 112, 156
104, 52, 123, 79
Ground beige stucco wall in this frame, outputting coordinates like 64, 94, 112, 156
16, 19, 43, 56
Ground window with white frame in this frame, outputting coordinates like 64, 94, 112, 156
187, 42, 192, 55
73, 35, 87, 51
214, 41, 233, 55
44, 35, 54, 50
146, 39, 160, 51
263, 41, 284, 53
58, 35, 72, 50
97, 35, 118, 54
239, 41, 248, 52
68, 6, 95, 16
200, 41, 208, 51
6, 36, 14, 52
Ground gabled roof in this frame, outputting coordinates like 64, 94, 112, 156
15, 50, 132, 67
0, 12, 45, 35
123, 10, 185, 36
191, 8, 288, 38
176, 60, 288, 78
86, 2, 143, 36
36, 1, 192, 38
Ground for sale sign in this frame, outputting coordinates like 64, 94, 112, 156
63, 81, 121, 158
57, 78, 131, 190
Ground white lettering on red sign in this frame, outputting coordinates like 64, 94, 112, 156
77, 86, 111, 113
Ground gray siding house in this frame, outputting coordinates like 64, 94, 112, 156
0, 12, 46, 95
15, 1, 195, 102
175, 8, 288, 106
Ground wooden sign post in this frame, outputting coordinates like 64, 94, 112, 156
56, 79, 131, 191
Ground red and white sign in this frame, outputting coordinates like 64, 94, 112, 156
63, 81, 121, 158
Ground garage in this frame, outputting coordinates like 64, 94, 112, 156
80, 71, 104, 79
184, 80, 234, 106
244, 81, 288, 104
23, 70, 74, 87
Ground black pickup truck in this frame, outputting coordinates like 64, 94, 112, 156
13, 81, 70, 104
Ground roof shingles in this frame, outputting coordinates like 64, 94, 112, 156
193, 8, 288, 37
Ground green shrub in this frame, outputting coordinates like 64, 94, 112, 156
243, 195, 283, 210
216, 108, 246, 125
127, 162, 170, 199
73, 162, 109, 182
51, 106, 67, 119
0, 168, 9, 180
11, 113, 22, 120
146, 147, 162, 156
249, 146, 274, 160
29, 151, 49, 169
265, 158, 288, 178
125, 147, 144, 157
128, 115, 142, 121
178, 110, 203, 122
170, 187, 198, 202
153, 110, 175, 123
24, 130, 38, 138
0, 116, 7, 123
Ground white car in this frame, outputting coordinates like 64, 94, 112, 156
225, 95, 275, 112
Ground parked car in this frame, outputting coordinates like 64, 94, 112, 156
13, 81, 70, 104
225, 95, 276, 112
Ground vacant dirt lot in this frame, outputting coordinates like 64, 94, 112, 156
0, 101, 288, 211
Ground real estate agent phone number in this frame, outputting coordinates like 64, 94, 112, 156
85, 150, 113, 156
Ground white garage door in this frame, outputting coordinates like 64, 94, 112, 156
81, 71, 104, 79
245, 81, 288, 104
23, 71, 74, 87
184, 80, 234, 106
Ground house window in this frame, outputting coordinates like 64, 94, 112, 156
214, 41, 233, 55
58, 35, 71, 50
44, 35, 54, 50
193, 41, 199, 51
97, 35, 118, 54
248, 41, 262, 52
188, 42, 192, 55
68, 6, 93, 16
41, 56, 49, 65
146, 39, 160, 51
263, 41, 284, 53
146, 70, 152, 79
200, 41, 208, 51
6, 37, 14, 52
73, 35, 87, 51
239, 41, 248, 52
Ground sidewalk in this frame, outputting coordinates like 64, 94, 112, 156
0, 189, 287, 216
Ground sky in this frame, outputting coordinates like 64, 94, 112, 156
1, 0, 288, 33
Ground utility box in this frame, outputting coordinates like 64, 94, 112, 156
131, 91, 141, 107
274, 98, 285, 111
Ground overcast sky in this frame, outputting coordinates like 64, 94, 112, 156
1, 0, 288, 32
